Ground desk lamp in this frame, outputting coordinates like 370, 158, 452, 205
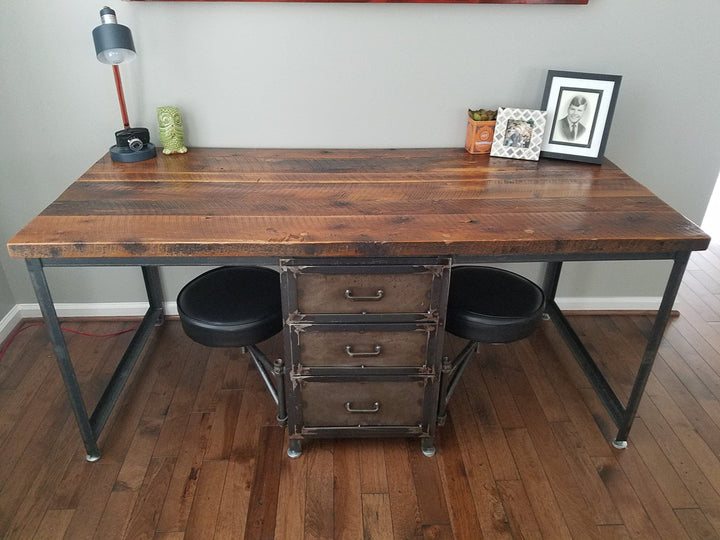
92, 6, 156, 163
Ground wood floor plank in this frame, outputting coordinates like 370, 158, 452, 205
333, 439, 363, 540
122, 457, 176, 540
593, 456, 661, 538
274, 434, 308, 540
359, 438, 389, 494
153, 342, 210, 457
0, 402, 77, 538
63, 462, 122, 540
636, 395, 720, 509
361, 493, 394, 540
242, 426, 284, 540
383, 439, 423, 540
480, 350, 525, 429
447, 384, 512, 539
213, 373, 270, 540
114, 415, 163, 492
501, 348, 600, 538
613, 444, 690, 539
621, 417, 696, 508
504, 427, 573, 539
421, 523, 454, 539
408, 441, 451, 527
515, 339, 569, 423
184, 459, 228, 540
435, 417, 483, 540
596, 524, 632, 539
495, 479, 543, 540
549, 420, 622, 525
94, 490, 138, 540
203, 389, 243, 461
31, 509, 74, 540
531, 327, 614, 458
0, 324, 50, 391
156, 412, 214, 532
304, 439, 335, 540
221, 348, 250, 390
461, 360, 520, 481
674, 507, 720, 539
192, 346, 232, 413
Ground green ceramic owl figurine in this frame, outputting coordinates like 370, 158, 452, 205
157, 106, 188, 155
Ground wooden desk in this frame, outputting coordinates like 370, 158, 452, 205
7, 148, 710, 459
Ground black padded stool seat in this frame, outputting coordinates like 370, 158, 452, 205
446, 266, 546, 343
177, 266, 283, 348
438, 266, 545, 425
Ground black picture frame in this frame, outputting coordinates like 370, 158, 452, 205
540, 70, 621, 164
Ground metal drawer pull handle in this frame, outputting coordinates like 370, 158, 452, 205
345, 401, 380, 413
344, 289, 384, 301
345, 344, 382, 357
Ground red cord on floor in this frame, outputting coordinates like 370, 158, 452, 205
0, 321, 141, 362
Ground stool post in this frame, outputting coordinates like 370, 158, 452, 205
273, 358, 288, 426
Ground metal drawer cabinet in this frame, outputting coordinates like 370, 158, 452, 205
280, 258, 451, 458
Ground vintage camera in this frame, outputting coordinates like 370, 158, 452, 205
109, 127, 156, 163
115, 127, 151, 151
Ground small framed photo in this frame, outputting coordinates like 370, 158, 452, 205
540, 70, 622, 163
490, 108, 547, 161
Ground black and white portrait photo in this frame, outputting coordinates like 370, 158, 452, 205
549, 88, 601, 147
540, 71, 622, 163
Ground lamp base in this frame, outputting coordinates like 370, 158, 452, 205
110, 142, 157, 163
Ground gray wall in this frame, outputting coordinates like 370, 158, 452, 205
0, 263, 14, 319
1, 0, 719, 314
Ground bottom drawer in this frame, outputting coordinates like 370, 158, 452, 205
301, 380, 425, 427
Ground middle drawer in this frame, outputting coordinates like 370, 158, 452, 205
294, 326, 431, 368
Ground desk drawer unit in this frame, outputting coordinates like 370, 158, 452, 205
280, 258, 451, 457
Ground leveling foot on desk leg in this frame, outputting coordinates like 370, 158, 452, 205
612, 440, 628, 449
421, 438, 435, 457
287, 439, 302, 458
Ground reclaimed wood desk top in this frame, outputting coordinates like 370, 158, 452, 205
7, 148, 710, 260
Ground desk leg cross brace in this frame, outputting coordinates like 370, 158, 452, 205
542, 252, 691, 449
26, 259, 165, 461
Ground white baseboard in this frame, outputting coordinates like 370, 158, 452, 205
0, 305, 25, 345
1, 297, 662, 345
555, 296, 662, 312
13, 301, 179, 320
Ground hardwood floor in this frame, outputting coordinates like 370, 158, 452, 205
2, 247, 720, 539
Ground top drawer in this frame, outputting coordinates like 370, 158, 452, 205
297, 272, 432, 314
281, 258, 451, 321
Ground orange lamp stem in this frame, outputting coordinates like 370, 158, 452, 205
112, 64, 130, 130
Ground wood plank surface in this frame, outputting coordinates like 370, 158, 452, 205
6, 148, 709, 259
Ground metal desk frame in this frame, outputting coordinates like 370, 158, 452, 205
25, 247, 690, 460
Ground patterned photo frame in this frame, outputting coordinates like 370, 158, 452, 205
490, 108, 547, 161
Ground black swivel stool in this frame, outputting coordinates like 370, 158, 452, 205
438, 266, 546, 423
177, 266, 287, 424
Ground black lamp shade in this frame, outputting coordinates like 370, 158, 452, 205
92, 8, 136, 65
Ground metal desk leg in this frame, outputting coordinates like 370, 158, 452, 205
612, 251, 691, 447
542, 254, 691, 449
142, 265, 165, 326
26, 258, 101, 460
25, 259, 165, 461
